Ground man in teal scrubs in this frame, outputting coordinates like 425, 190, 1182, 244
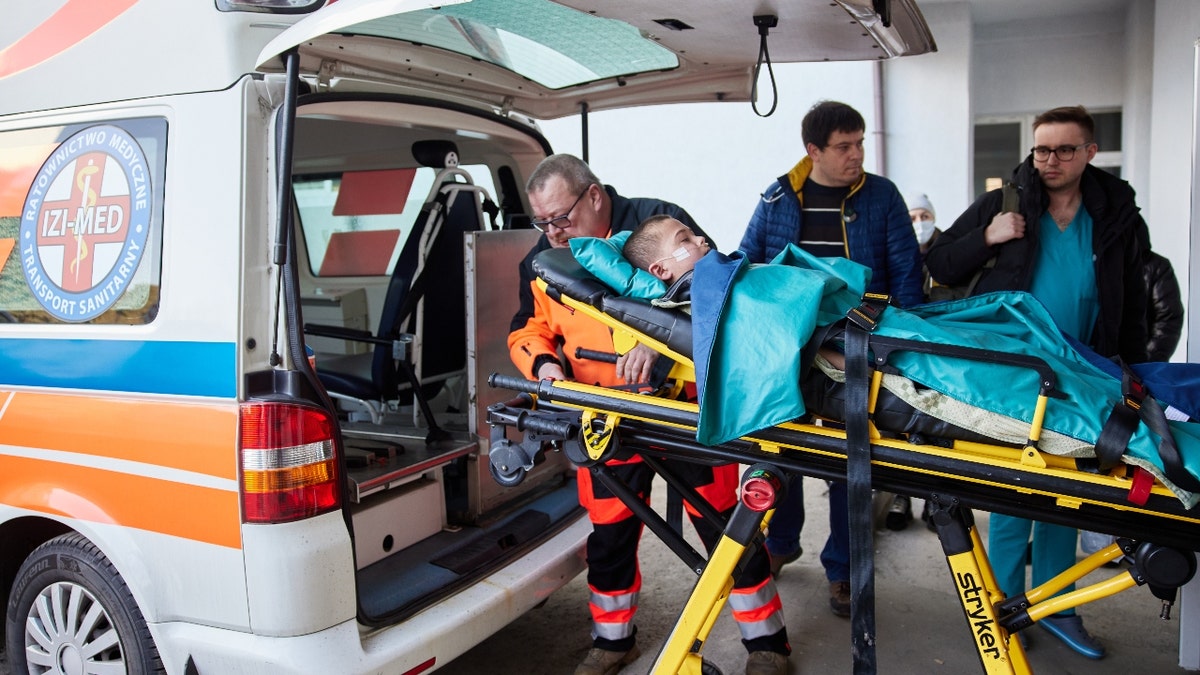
926, 105, 1151, 660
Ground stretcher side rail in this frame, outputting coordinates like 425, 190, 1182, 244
487, 373, 1200, 550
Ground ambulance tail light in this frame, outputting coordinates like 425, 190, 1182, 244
240, 402, 342, 523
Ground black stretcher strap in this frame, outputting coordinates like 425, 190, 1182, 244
1096, 365, 1200, 494
1094, 371, 1144, 472
845, 324, 877, 674
1139, 394, 1200, 493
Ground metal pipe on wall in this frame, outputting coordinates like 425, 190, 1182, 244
873, 60, 886, 175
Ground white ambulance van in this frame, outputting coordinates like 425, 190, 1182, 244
0, 1, 933, 673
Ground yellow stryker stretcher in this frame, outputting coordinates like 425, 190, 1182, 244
485, 248, 1200, 675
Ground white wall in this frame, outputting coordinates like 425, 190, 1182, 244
537, 62, 878, 251
884, 1, 973, 230
972, 12, 1128, 118
1124, 0, 1157, 199
1149, 0, 1200, 361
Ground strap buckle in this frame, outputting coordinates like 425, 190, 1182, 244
846, 293, 891, 332
1123, 371, 1147, 411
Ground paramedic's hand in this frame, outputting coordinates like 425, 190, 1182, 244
537, 362, 566, 381
616, 344, 659, 384
984, 211, 1025, 246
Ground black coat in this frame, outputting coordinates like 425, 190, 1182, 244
1144, 251, 1184, 361
926, 158, 1150, 363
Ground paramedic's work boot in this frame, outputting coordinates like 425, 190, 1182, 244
885, 494, 912, 531
829, 580, 852, 618
745, 650, 790, 675
1039, 614, 1106, 659
574, 644, 641, 675
768, 546, 802, 578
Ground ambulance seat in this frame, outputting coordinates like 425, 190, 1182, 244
307, 140, 489, 424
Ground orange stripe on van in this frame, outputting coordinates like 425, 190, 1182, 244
0, 391, 238, 480
0, 0, 141, 80
0, 454, 241, 548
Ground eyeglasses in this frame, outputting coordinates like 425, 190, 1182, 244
1030, 143, 1091, 162
531, 185, 592, 232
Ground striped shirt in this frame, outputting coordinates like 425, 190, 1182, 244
799, 181, 851, 258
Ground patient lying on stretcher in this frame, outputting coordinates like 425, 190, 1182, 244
622, 215, 847, 372
563, 214, 1200, 506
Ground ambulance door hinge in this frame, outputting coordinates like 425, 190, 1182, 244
499, 96, 515, 117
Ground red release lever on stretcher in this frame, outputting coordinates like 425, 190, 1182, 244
1128, 466, 1154, 506
741, 465, 784, 512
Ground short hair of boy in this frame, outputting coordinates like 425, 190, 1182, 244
801, 100, 866, 149
624, 214, 676, 270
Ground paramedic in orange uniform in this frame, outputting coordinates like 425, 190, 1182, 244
508, 154, 791, 675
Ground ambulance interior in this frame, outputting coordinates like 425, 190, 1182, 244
289, 96, 578, 623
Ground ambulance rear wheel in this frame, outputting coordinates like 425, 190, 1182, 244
5, 532, 166, 674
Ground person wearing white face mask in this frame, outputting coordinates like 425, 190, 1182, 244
906, 192, 942, 303
907, 192, 940, 255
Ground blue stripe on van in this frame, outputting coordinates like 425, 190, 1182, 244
0, 339, 237, 398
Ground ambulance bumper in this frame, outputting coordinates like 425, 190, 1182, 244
153, 514, 589, 674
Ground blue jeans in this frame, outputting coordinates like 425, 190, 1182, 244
765, 475, 849, 582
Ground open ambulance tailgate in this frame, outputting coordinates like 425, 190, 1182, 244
257, 0, 936, 121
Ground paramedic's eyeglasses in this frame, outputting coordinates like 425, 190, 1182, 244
1030, 143, 1091, 162
531, 186, 592, 232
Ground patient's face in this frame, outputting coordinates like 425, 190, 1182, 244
650, 218, 709, 282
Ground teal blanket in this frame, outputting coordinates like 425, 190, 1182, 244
689, 246, 1200, 507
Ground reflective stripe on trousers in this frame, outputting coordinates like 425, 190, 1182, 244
589, 578, 640, 641
727, 576, 785, 640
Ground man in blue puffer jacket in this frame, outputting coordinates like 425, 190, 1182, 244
738, 100, 923, 618
740, 103, 923, 306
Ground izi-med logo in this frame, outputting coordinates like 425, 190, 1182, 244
19, 124, 151, 322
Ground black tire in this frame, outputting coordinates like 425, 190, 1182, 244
5, 533, 165, 674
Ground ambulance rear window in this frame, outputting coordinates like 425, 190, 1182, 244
294, 164, 496, 278
0, 117, 166, 325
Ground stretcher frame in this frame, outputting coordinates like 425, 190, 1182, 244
486, 270, 1200, 675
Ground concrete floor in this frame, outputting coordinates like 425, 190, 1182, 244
439, 476, 1195, 675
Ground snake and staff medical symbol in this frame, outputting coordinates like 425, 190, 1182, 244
19, 124, 151, 322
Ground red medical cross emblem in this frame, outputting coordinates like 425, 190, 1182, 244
37, 151, 130, 292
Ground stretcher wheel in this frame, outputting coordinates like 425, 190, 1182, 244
488, 452, 527, 487
701, 660, 723, 675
